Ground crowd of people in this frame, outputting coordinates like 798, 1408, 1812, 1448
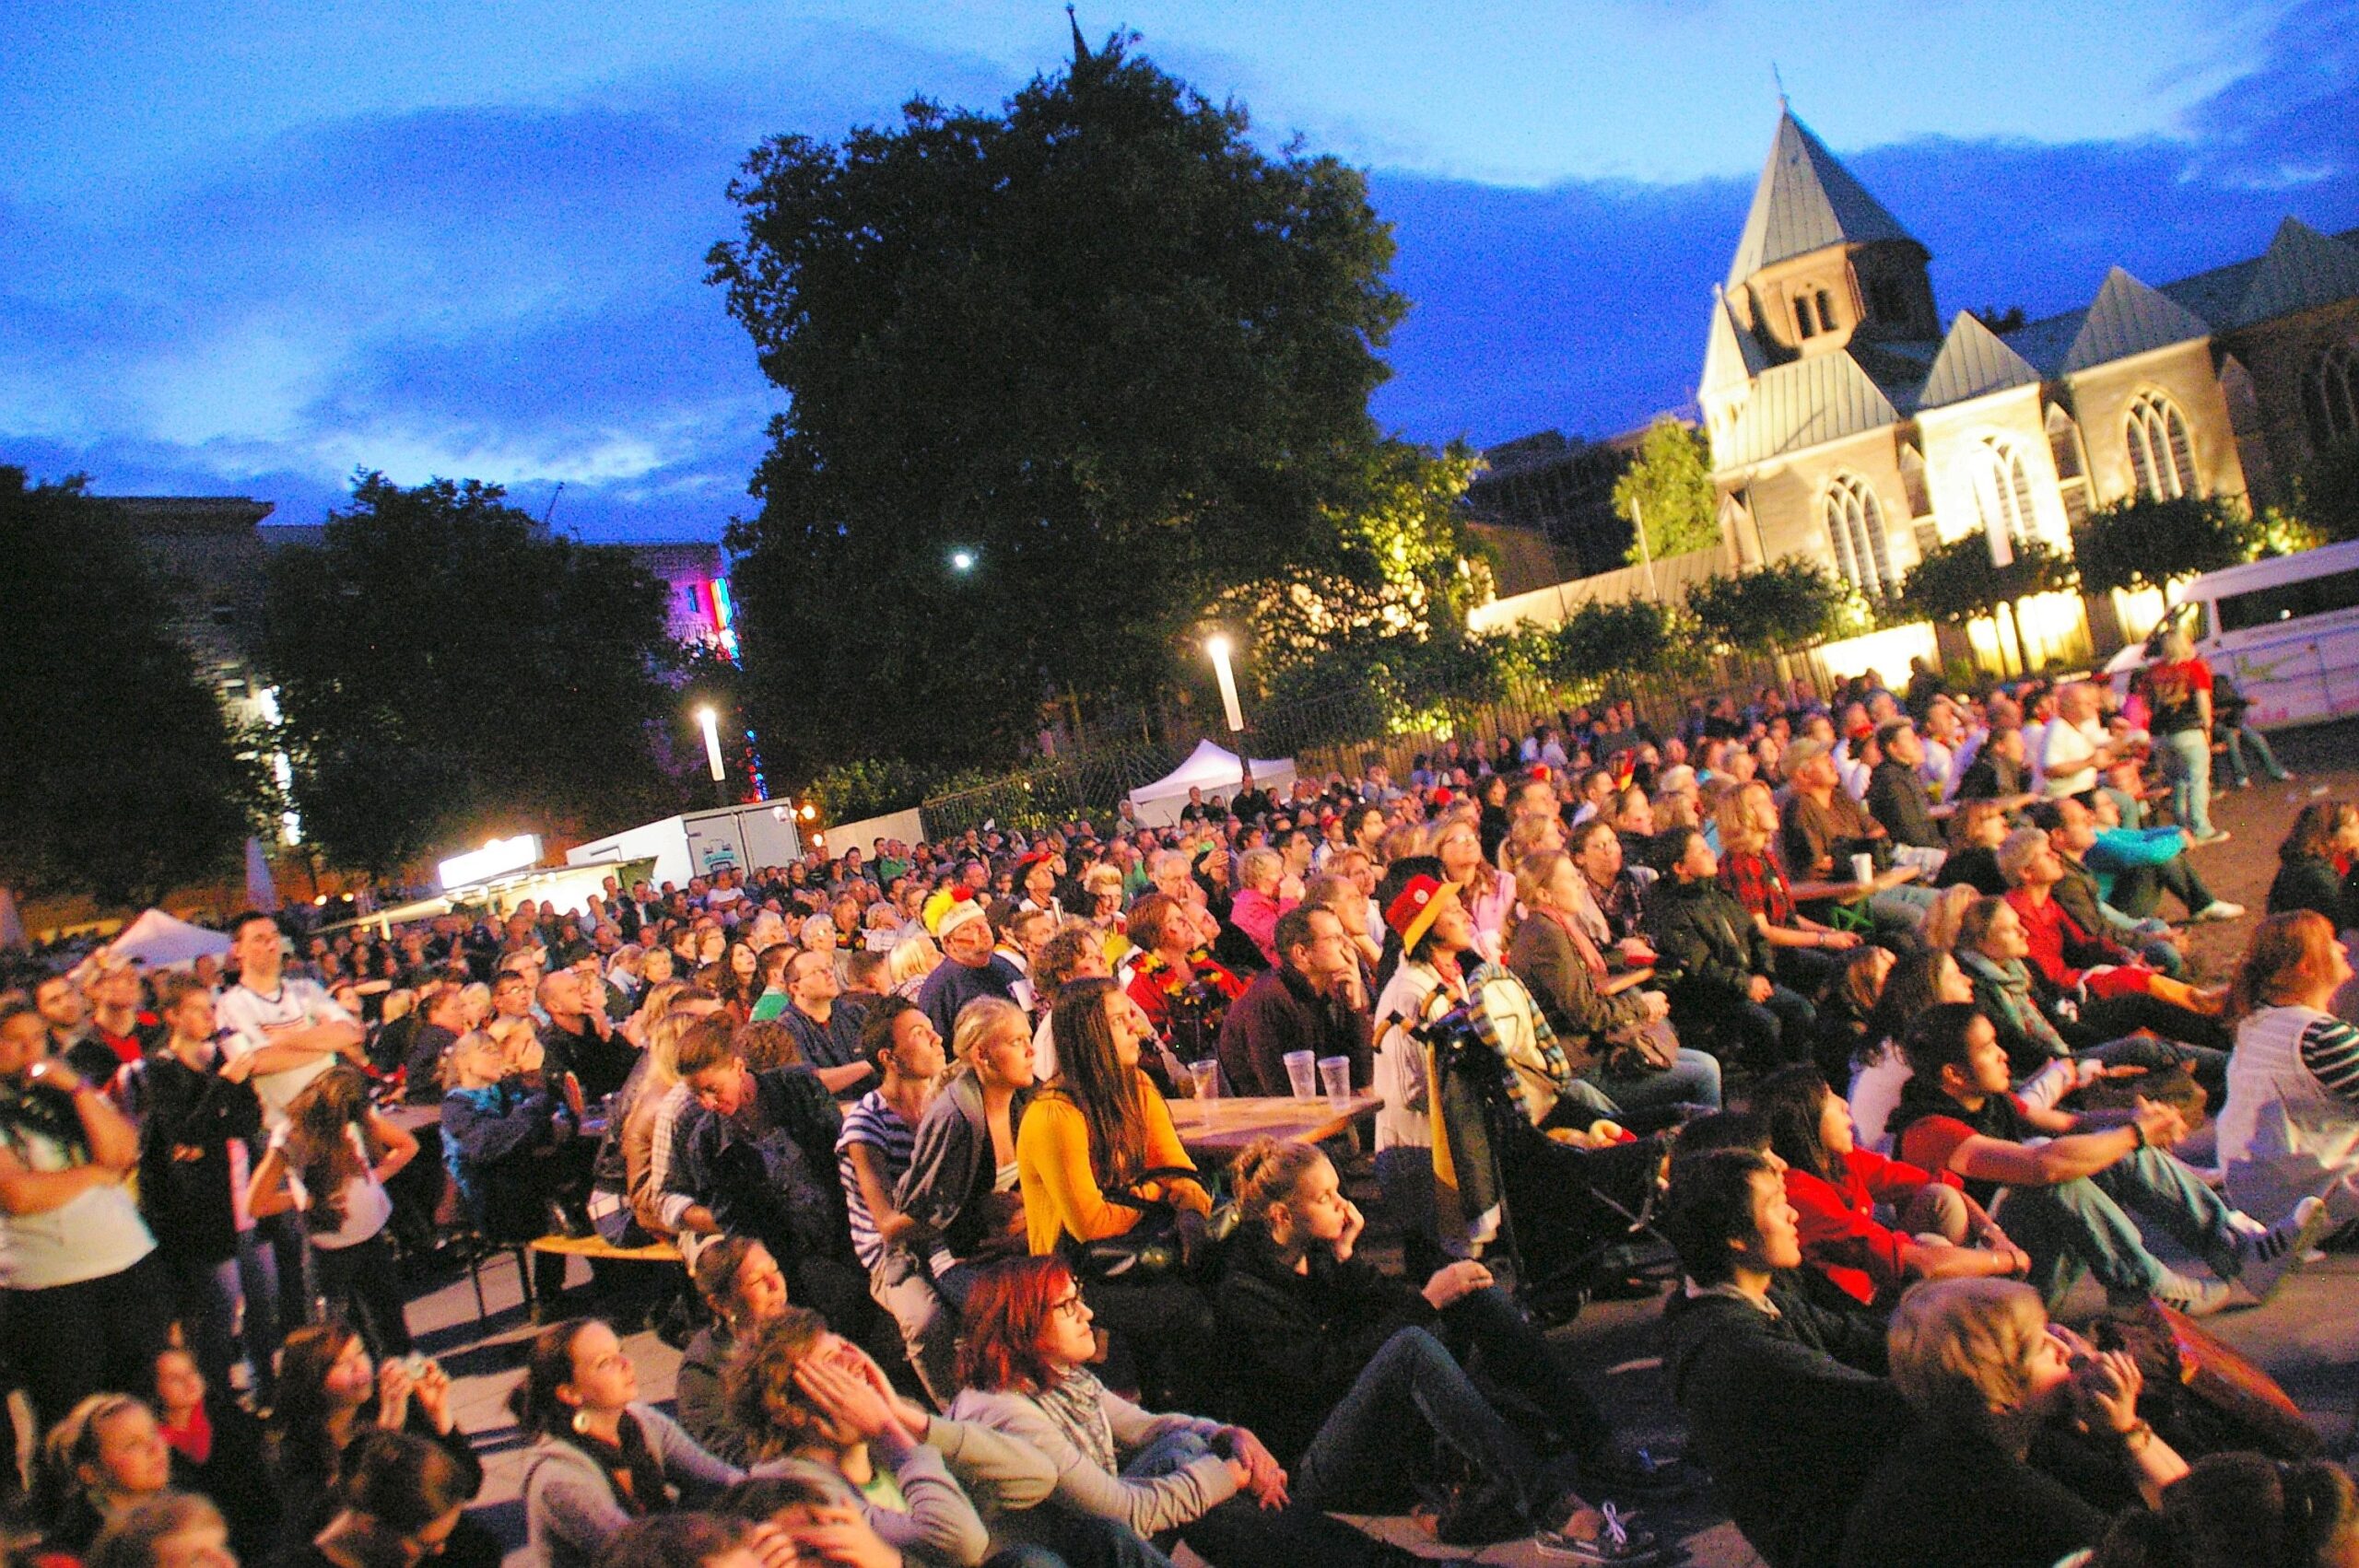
5, 650, 2359, 1568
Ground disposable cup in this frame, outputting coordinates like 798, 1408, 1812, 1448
1187, 1058, 1220, 1100
1318, 1056, 1352, 1102
1283, 1050, 1318, 1099
1850, 851, 1875, 883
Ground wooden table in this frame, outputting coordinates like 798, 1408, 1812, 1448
1168, 1094, 1382, 1159
1789, 864, 1923, 905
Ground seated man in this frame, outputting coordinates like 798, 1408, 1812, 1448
663, 1017, 868, 1333
2033, 798, 2232, 982
1660, 1148, 1910, 1568
2085, 786, 2240, 925
1778, 738, 1937, 939
1646, 827, 1815, 1069
1953, 723, 2035, 810
1217, 904, 1371, 1098
1863, 720, 1947, 874
1887, 1003, 2326, 1316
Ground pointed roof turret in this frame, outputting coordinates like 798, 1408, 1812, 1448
1067, 4, 1091, 65
1726, 111, 1915, 288
2235, 216, 2359, 329
1700, 286, 1768, 398
1920, 311, 2041, 408
2061, 266, 2212, 373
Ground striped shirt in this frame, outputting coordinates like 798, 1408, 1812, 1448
837, 1091, 918, 1269
2301, 1016, 2359, 1106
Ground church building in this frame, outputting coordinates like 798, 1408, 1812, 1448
1698, 109, 2359, 665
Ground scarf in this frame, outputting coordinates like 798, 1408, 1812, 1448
1033, 1367, 1120, 1478
1534, 903, 1610, 979
561, 1410, 669, 1517
161, 1401, 213, 1467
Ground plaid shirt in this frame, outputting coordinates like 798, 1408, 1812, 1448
1718, 849, 1795, 927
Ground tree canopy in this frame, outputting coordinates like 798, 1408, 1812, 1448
2071, 494, 2256, 595
264, 473, 687, 877
708, 31, 1409, 777
1611, 419, 1719, 567
0, 468, 256, 905
1685, 556, 1854, 656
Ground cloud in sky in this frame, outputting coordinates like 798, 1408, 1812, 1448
1, 1, 2354, 539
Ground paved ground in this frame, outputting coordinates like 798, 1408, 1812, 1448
417, 720, 2359, 1567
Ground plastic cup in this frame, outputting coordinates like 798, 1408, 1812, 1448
1283, 1050, 1318, 1099
1318, 1056, 1352, 1102
1850, 851, 1875, 883
1187, 1058, 1221, 1100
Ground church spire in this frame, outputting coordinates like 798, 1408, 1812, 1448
1068, 4, 1090, 66
1725, 109, 1915, 290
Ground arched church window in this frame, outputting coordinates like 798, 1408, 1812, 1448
2304, 341, 2359, 451
1822, 474, 1893, 597
1967, 438, 2038, 551
2125, 392, 2195, 500
2045, 405, 2091, 527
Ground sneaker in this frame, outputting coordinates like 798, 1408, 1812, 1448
2193, 900, 2247, 922
2191, 829, 2233, 846
1586, 1445, 1700, 1499
2236, 1196, 2333, 1302
1535, 1504, 1660, 1563
2153, 1270, 2236, 1316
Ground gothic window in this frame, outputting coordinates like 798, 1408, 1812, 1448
1967, 438, 2038, 551
1822, 474, 1894, 596
2045, 405, 2091, 528
2305, 341, 2359, 450
1816, 290, 1837, 333
1795, 295, 1817, 340
1898, 442, 1932, 519
2125, 391, 2196, 500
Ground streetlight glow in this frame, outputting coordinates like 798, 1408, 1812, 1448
696, 705, 724, 784
1204, 634, 1244, 733
949, 549, 976, 572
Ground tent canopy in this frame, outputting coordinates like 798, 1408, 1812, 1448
1128, 740, 1298, 827
105, 908, 233, 970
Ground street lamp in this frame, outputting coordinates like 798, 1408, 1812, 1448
1204, 633, 1252, 800
696, 706, 727, 806
949, 548, 976, 573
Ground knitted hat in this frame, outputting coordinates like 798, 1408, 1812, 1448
935, 886, 986, 941
1382, 874, 1460, 952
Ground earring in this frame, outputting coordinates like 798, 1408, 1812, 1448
571, 1410, 593, 1436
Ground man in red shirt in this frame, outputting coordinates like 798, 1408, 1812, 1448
1884, 1003, 2324, 1316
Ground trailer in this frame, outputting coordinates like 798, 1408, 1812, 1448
566, 803, 804, 892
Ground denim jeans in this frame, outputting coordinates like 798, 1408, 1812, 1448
1995, 1144, 2236, 1306
1292, 1326, 1554, 1520
1438, 1284, 1614, 1468
2107, 851, 2218, 922
1584, 1047, 1723, 1117
870, 1252, 957, 1408
234, 1224, 282, 1401
1727, 986, 1817, 1067
2219, 720, 2289, 785
2162, 729, 2215, 838
1126, 1428, 1410, 1567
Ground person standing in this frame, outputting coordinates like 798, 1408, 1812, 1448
2143, 630, 2227, 844
0, 996, 170, 1430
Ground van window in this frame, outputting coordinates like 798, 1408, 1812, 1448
2212, 566, 2359, 635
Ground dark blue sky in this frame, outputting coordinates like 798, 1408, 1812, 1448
4, 1, 2354, 542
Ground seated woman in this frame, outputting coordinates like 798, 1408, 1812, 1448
514, 1318, 742, 1568
2220, 911, 2359, 1230
1848, 949, 2013, 1156
1507, 848, 1721, 1122
1645, 827, 1816, 1070
152, 1346, 277, 1562
267, 1323, 491, 1568
2086, 1452, 2359, 1568
948, 1256, 1504, 1568
677, 1236, 789, 1466
82, 1494, 233, 1568
1210, 1141, 1676, 1553
1934, 800, 2013, 895
1015, 978, 1217, 1412
2267, 801, 2359, 930
279, 1430, 475, 1568
723, 1306, 1058, 1567
1813, 947, 1892, 1093
39, 1393, 177, 1557
1714, 782, 1860, 1001
1752, 1067, 2026, 1311
440, 1025, 583, 1308
894, 996, 1036, 1311
1838, 1278, 2188, 1568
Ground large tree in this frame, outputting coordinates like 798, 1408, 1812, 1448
1611, 418, 1719, 567
264, 473, 687, 877
708, 30, 1407, 775
1901, 534, 2078, 674
2071, 495, 2256, 595
0, 468, 255, 906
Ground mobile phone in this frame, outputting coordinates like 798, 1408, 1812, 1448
404, 1354, 429, 1379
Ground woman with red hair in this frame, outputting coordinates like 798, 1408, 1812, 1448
947, 1257, 1458, 1568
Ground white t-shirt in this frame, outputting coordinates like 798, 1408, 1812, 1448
0, 1091, 156, 1289
216, 977, 358, 1126
2040, 717, 2105, 800
276, 1123, 393, 1249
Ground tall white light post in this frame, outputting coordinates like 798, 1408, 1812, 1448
697, 705, 727, 805
1204, 633, 1253, 797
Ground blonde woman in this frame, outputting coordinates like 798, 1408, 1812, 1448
888, 934, 944, 1000
1430, 815, 1513, 964
2144, 627, 2224, 844
1228, 848, 1297, 969
1713, 782, 1859, 996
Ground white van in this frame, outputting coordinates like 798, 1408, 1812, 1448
2105, 539, 2359, 730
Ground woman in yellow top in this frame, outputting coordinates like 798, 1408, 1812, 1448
1016, 977, 1216, 1410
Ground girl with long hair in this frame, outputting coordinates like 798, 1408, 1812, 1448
38, 1393, 176, 1556
1428, 816, 1512, 964
2268, 800, 2359, 930
512, 1318, 741, 1568
245, 1065, 417, 1355
152, 1346, 277, 1562
282, 1431, 475, 1568
1015, 979, 1215, 1411
675, 1237, 790, 1466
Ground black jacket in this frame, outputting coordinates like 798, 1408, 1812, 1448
2268, 852, 2359, 929
1646, 875, 1774, 1005
1662, 1284, 1907, 1568
138, 1052, 264, 1267
1866, 760, 1942, 848
1208, 1229, 1440, 1467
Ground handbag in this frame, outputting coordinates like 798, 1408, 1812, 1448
1071, 1166, 1238, 1282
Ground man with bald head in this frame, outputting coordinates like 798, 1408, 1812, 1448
537, 967, 634, 1101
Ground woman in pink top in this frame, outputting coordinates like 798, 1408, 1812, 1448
1431, 814, 1515, 964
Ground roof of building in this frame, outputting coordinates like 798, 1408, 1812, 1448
2236, 217, 2359, 330
1699, 286, 1769, 398
1720, 350, 1900, 468
2059, 266, 2213, 374
1920, 310, 2043, 409
101, 496, 276, 532
1726, 110, 1917, 288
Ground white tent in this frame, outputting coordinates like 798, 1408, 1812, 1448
105, 908, 233, 970
1127, 739, 1299, 827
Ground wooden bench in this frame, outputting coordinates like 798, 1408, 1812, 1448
462, 1233, 686, 1323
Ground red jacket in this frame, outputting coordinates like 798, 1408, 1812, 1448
1784, 1148, 1961, 1305
2003, 887, 2130, 990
